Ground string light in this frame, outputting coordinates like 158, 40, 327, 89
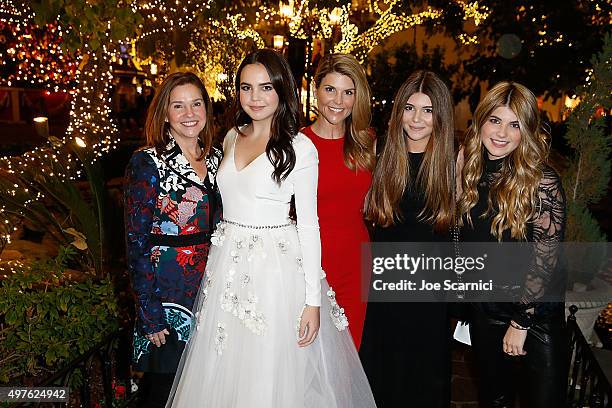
2, 0, 608, 248
0, 1, 31, 23
134, 0, 213, 41
335, 2, 443, 62
187, 14, 265, 101
457, 33, 479, 45
457, 1, 490, 26
0, 20, 78, 91
0, 1, 121, 248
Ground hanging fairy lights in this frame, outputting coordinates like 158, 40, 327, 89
335, 1, 443, 62
187, 14, 264, 101
0, 1, 121, 246
457, 33, 479, 45
266, 0, 493, 62
65, 43, 119, 157
457, 1, 490, 26
134, 0, 214, 41
0, 20, 78, 91
0, 0, 30, 23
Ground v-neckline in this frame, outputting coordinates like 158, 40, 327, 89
232, 132, 266, 173
168, 138, 208, 184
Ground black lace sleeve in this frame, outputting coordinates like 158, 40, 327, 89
512, 166, 566, 327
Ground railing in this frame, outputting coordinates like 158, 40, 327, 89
7, 306, 611, 407
568, 304, 612, 407
12, 328, 139, 408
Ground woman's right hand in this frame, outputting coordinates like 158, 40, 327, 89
146, 328, 170, 347
298, 306, 320, 347
502, 324, 527, 356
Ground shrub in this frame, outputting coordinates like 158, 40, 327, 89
0, 247, 119, 384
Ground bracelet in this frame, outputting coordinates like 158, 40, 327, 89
510, 320, 529, 330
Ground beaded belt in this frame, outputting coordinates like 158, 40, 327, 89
222, 219, 293, 230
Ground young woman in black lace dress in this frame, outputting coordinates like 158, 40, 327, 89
458, 82, 567, 407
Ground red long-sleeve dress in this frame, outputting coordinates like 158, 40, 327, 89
303, 125, 372, 348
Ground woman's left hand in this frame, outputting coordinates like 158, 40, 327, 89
502, 323, 528, 356
298, 305, 320, 347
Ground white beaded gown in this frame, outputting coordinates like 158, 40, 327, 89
166, 129, 377, 408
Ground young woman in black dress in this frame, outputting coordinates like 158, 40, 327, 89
360, 70, 456, 408
458, 81, 567, 407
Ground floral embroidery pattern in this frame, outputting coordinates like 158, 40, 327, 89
235, 236, 246, 249
211, 222, 227, 247
124, 137, 222, 369
215, 322, 228, 355
220, 282, 266, 336
327, 288, 349, 331
278, 238, 290, 253
216, 227, 268, 336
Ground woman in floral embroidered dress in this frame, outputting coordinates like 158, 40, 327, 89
165, 49, 375, 408
124, 72, 222, 408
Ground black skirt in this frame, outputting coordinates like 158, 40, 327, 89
360, 301, 451, 408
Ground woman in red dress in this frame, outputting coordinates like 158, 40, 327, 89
302, 53, 375, 348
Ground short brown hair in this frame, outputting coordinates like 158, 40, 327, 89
144, 72, 214, 160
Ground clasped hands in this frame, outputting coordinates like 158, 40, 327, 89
146, 328, 170, 347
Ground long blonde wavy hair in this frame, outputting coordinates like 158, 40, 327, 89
458, 81, 550, 240
365, 70, 456, 231
313, 53, 375, 171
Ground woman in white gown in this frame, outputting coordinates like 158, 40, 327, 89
166, 49, 376, 408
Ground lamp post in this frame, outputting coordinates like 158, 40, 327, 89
273, 35, 285, 50
33, 116, 49, 139
277, 1, 344, 120
328, 7, 342, 50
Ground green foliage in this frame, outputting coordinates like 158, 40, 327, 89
0, 138, 109, 275
562, 32, 612, 284
0, 247, 119, 384
32, 0, 143, 52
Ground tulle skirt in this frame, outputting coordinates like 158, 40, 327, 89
166, 221, 377, 408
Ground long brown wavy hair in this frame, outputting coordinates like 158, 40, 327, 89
458, 81, 549, 240
145, 72, 214, 160
234, 49, 300, 183
365, 71, 455, 231
313, 53, 375, 171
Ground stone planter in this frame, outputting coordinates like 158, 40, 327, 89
565, 277, 612, 343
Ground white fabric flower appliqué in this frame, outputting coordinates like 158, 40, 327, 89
277, 238, 290, 254
215, 322, 228, 355
327, 287, 349, 331
211, 223, 226, 247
